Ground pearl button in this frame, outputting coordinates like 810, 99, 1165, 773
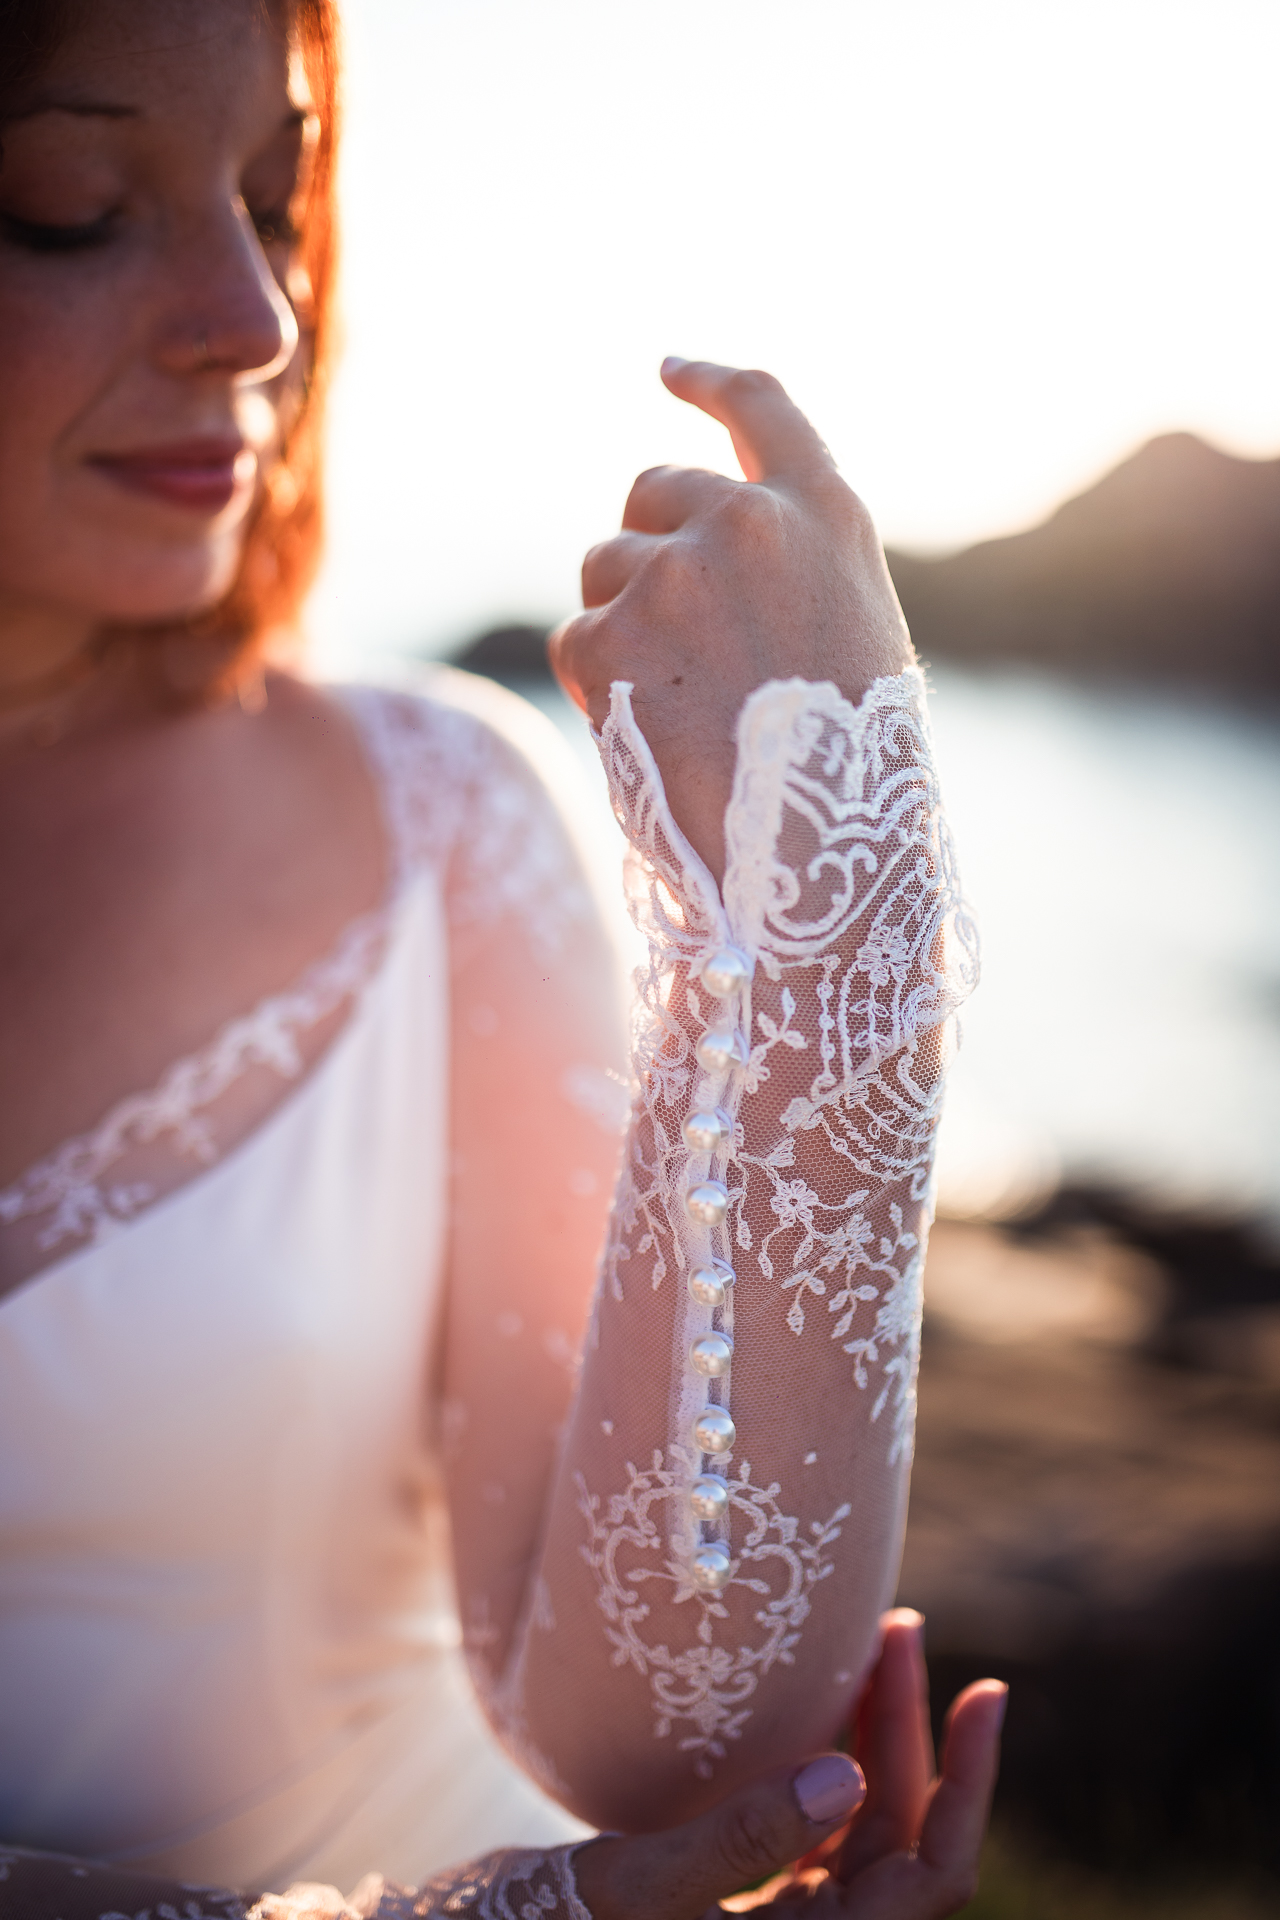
690, 1473, 730, 1521
693, 1406, 736, 1453
688, 1260, 735, 1308
691, 1331, 733, 1377
696, 1028, 748, 1074
702, 948, 752, 998
689, 1544, 733, 1591
683, 1109, 730, 1153
685, 1180, 729, 1227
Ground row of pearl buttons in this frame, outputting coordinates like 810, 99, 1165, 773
683, 945, 752, 1595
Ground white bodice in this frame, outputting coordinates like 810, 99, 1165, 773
0, 863, 584, 1890
0, 681, 594, 1894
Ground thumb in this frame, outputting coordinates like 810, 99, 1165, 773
575, 1753, 866, 1920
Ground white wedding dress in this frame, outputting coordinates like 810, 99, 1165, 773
0, 664, 976, 1909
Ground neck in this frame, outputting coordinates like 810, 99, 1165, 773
0, 603, 142, 756
0, 604, 99, 701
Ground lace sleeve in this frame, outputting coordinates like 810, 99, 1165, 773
0, 1840, 590, 1920
477, 666, 976, 1832
249, 1849, 589, 1920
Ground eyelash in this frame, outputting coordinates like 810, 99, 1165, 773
0, 206, 300, 255
1, 211, 117, 254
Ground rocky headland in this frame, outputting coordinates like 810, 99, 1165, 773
453, 433, 1280, 697
887, 434, 1280, 696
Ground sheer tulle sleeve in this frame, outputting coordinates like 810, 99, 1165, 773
0, 1839, 592, 1920
425, 666, 976, 1838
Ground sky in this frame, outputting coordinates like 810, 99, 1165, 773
309, 0, 1280, 669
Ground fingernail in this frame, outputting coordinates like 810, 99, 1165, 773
793, 1753, 865, 1825
661, 356, 689, 376
994, 1685, 1009, 1732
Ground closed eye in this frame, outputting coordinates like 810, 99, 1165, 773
2, 210, 118, 253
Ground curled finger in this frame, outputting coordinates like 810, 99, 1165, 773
547, 607, 606, 722
581, 530, 659, 609
622, 463, 733, 533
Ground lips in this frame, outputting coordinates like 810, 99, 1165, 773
89, 438, 257, 513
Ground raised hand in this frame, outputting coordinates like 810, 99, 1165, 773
550, 359, 913, 884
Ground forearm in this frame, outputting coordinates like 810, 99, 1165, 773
511, 669, 976, 1830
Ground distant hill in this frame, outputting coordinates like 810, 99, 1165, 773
452, 436, 1280, 695
887, 433, 1280, 694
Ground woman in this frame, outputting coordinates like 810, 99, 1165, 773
0, 0, 993, 1913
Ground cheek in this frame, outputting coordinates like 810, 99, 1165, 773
0, 269, 247, 624
0, 271, 111, 494
0, 257, 137, 568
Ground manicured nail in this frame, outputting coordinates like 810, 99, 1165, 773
994, 1684, 1009, 1731
793, 1753, 865, 1825
661, 356, 689, 376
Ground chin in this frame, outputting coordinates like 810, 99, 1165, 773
83, 532, 249, 627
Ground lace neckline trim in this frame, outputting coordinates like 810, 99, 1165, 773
0, 903, 396, 1256
0, 686, 407, 1262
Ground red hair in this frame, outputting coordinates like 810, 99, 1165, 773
210, 0, 341, 696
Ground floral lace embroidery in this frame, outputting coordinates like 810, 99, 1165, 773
0, 1841, 591, 1920
346, 687, 596, 963
0, 1845, 251, 1920
579, 668, 976, 1767
576, 1453, 850, 1778
0, 909, 391, 1253
249, 1846, 591, 1920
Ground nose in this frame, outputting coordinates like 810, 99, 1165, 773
158, 198, 299, 383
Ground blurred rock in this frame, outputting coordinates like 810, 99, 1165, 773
922, 1219, 1161, 1350
887, 433, 1280, 696
905, 1209, 1280, 1878
452, 624, 551, 682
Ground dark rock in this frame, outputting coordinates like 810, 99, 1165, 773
906, 1216, 1280, 1880
1011, 1184, 1280, 1371
887, 434, 1280, 695
926, 1553, 1280, 1881
452, 624, 552, 683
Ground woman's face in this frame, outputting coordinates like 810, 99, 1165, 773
0, 0, 312, 640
